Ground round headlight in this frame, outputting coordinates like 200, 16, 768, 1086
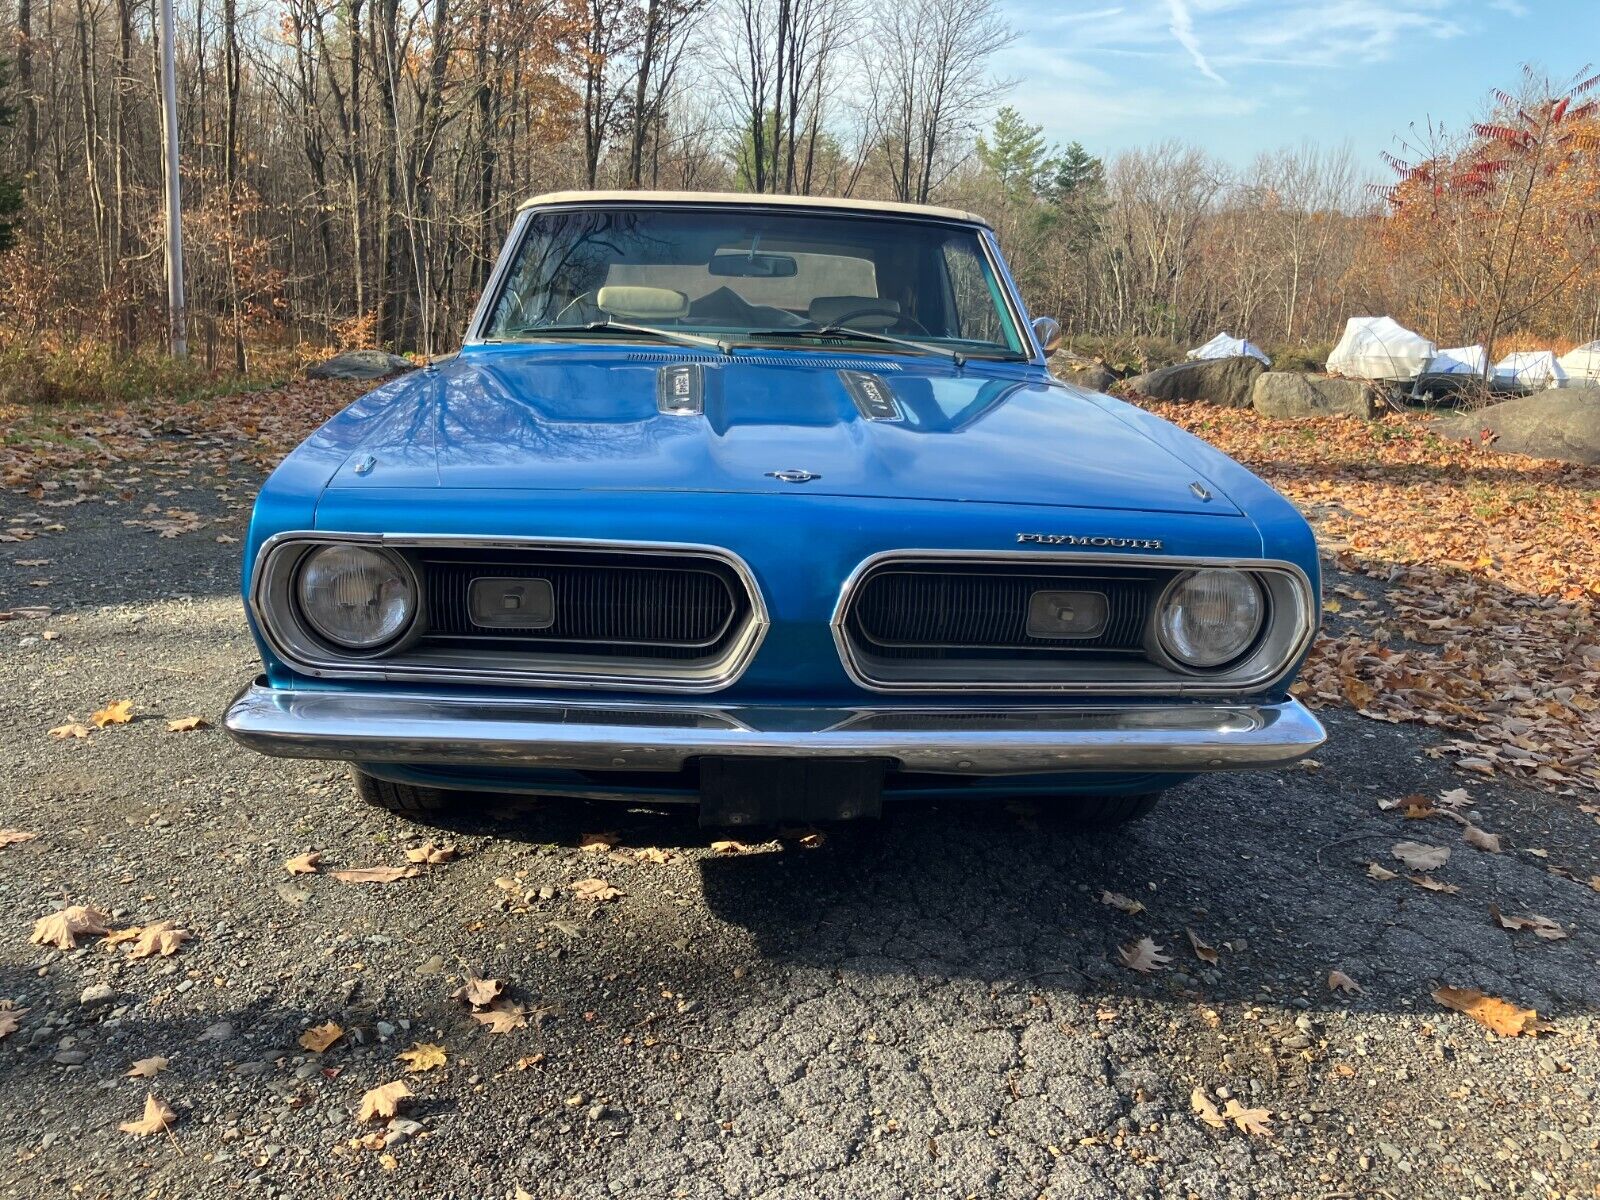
296, 544, 415, 650
1157, 568, 1263, 669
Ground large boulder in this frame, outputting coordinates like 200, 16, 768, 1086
1251, 372, 1383, 419
1123, 356, 1263, 408
1439, 388, 1600, 466
307, 349, 415, 380
1057, 364, 1117, 393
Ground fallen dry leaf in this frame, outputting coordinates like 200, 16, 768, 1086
404, 842, 457, 864
0, 1002, 28, 1040
633, 846, 675, 864
1099, 889, 1145, 916
0, 830, 38, 849
515, 1053, 546, 1070
450, 973, 503, 1010
397, 1042, 446, 1072
1463, 825, 1503, 853
1409, 874, 1461, 894
1392, 841, 1450, 872
299, 1021, 344, 1053
1191, 1088, 1226, 1130
1365, 861, 1399, 881
90, 700, 135, 728
1117, 937, 1170, 974
577, 831, 619, 852
356, 1080, 413, 1123
330, 865, 419, 884
778, 825, 827, 849
284, 851, 322, 875
126, 1055, 169, 1079
123, 920, 191, 959
1185, 928, 1219, 965
470, 1002, 529, 1034
1222, 1099, 1273, 1137
1328, 969, 1363, 995
1489, 907, 1568, 941
119, 1093, 176, 1137
572, 878, 622, 903
48, 722, 89, 739
165, 716, 207, 732
30, 904, 114, 949
1432, 985, 1550, 1037
709, 840, 753, 855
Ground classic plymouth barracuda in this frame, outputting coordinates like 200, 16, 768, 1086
224, 190, 1324, 827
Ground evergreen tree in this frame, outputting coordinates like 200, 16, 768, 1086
976, 106, 1049, 199
1042, 141, 1104, 205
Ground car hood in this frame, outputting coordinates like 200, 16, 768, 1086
324, 349, 1239, 516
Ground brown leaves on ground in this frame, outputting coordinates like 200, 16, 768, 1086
1328, 969, 1364, 995
284, 851, 322, 875
404, 842, 457, 864
1099, 889, 1145, 916
165, 715, 207, 732
1191, 1089, 1273, 1136
0, 830, 38, 849
90, 699, 135, 728
397, 1042, 446, 1072
450, 973, 504, 1010
632, 846, 676, 865
299, 1021, 344, 1053
577, 831, 619, 853
470, 1003, 530, 1034
571, 878, 622, 903
126, 1056, 169, 1078
709, 840, 754, 855
1185, 928, 1220, 965
1149, 403, 1600, 794
1489, 907, 1568, 940
30, 904, 113, 949
1117, 937, 1170, 974
1432, 985, 1551, 1036
1463, 825, 1503, 853
0, 1001, 28, 1039
356, 1080, 413, 1123
116, 920, 191, 959
48, 722, 89, 739
1392, 841, 1450, 872
330, 865, 419, 884
119, 1093, 176, 1137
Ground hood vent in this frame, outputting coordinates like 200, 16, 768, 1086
656, 363, 704, 415
839, 369, 902, 421
626, 350, 903, 371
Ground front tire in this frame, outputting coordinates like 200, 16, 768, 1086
352, 768, 450, 815
1063, 791, 1162, 830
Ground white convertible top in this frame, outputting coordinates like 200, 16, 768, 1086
517, 190, 991, 229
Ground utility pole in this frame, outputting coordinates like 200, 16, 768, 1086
157, 0, 187, 358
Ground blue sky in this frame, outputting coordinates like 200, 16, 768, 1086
994, 0, 1598, 169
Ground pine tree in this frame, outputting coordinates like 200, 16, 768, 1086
977, 106, 1049, 199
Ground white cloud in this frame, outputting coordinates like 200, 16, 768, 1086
1166, 0, 1228, 84
1489, 0, 1529, 15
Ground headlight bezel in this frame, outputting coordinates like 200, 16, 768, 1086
1152, 567, 1268, 672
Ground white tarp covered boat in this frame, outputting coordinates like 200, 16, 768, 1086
1325, 317, 1436, 380
1492, 351, 1566, 390
1557, 341, 1600, 385
1186, 332, 1271, 366
1423, 345, 1486, 376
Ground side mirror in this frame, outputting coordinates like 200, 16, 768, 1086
1032, 316, 1062, 355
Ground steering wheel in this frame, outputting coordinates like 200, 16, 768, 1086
822, 307, 932, 336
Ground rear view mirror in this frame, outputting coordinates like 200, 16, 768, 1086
709, 252, 798, 279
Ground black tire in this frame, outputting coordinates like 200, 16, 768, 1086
351, 768, 451, 815
1062, 791, 1162, 830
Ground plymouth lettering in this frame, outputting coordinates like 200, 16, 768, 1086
1016, 533, 1164, 550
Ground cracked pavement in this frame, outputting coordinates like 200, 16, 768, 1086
1, 457, 1598, 1198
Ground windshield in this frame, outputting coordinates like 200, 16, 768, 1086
480, 207, 1027, 358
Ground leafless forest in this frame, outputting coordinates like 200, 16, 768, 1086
1, 0, 1596, 374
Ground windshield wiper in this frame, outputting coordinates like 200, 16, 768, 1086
740, 325, 966, 366
496, 321, 728, 353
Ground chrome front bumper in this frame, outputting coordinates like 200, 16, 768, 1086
223, 680, 1325, 775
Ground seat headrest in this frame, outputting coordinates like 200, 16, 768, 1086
596, 285, 690, 320
808, 295, 901, 329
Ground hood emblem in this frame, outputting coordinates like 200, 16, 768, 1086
1017, 533, 1163, 550
767, 469, 822, 484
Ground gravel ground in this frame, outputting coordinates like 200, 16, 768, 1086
2, 452, 1598, 1199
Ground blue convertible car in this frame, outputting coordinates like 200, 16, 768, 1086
224, 191, 1324, 827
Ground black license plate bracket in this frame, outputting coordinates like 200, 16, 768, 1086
697, 756, 889, 827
